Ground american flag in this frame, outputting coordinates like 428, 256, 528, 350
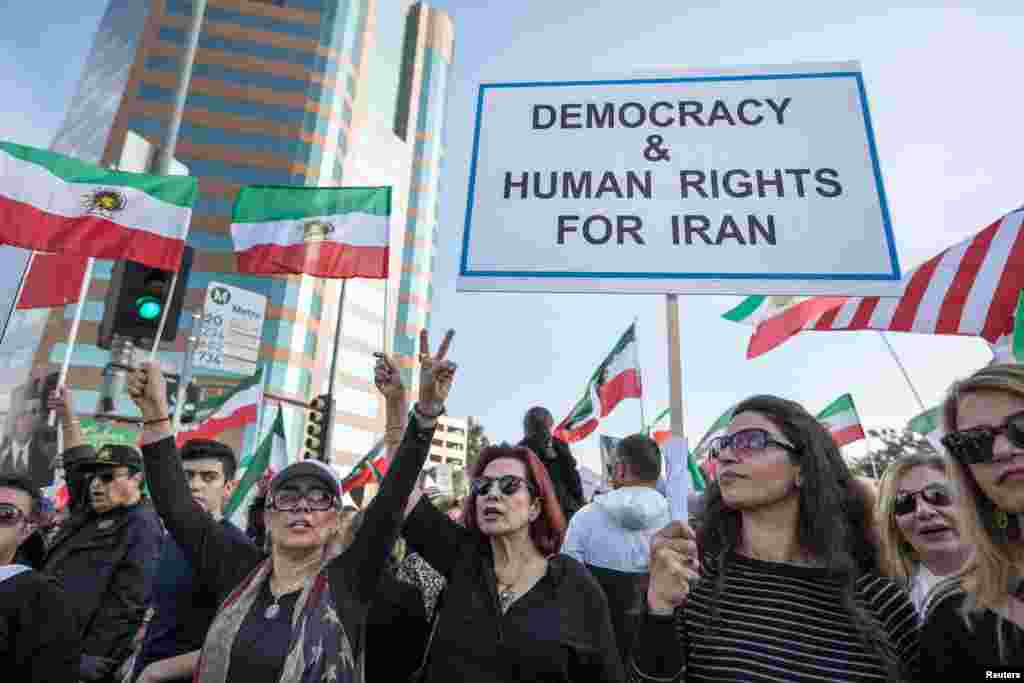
745, 206, 1024, 357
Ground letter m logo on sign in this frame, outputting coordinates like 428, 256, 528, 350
210, 286, 231, 305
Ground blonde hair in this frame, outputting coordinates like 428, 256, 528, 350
876, 452, 952, 583
939, 363, 1024, 659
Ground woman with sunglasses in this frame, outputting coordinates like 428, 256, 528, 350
376, 368, 623, 681
876, 453, 968, 616
125, 329, 456, 683
632, 395, 920, 683
921, 363, 1024, 673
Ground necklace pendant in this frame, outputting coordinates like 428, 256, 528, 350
264, 603, 280, 619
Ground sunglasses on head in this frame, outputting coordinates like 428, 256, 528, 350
471, 474, 536, 498
0, 503, 29, 527
270, 488, 336, 512
893, 483, 953, 516
941, 411, 1024, 465
708, 428, 800, 461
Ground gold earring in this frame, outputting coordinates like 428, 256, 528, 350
996, 509, 1009, 530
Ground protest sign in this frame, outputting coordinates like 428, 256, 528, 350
458, 62, 901, 296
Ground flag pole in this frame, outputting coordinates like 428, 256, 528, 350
877, 331, 926, 412
665, 294, 685, 439
11, 251, 35, 310
149, 0, 206, 361
324, 278, 348, 460
48, 257, 96, 427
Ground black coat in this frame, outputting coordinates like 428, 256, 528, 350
42, 461, 163, 676
0, 567, 81, 682
519, 435, 584, 520
403, 497, 625, 683
365, 571, 430, 681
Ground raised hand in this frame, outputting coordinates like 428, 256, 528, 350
373, 352, 405, 400
47, 385, 74, 424
126, 362, 171, 424
417, 329, 456, 418
647, 520, 700, 613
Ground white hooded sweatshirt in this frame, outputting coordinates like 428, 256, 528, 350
562, 486, 670, 573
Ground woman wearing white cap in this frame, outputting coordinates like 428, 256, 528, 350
127, 330, 456, 683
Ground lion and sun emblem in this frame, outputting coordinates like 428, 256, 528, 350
81, 189, 128, 218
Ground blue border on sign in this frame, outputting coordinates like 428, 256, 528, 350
458, 70, 902, 282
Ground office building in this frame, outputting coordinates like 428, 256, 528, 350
21, 0, 455, 466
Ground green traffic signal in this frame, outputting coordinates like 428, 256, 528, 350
135, 296, 163, 321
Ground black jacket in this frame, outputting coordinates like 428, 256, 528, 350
140, 417, 435, 681
0, 567, 81, 682
403, 497, 625, 683
366, 571, 430, 681
519, 435, 584, 519
42, 445, 164, 676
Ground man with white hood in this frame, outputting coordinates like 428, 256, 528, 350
562, 433, 670, 662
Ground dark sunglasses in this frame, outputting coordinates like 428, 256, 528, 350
941, 411, 1024, 465
92, 470, 135, 484
0, 503, 30, 527
471, 475, 537, 498
708, 428, 800, 461
893, 483, 953, 516
270, 488, 336, 512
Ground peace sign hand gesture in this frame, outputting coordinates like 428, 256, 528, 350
373, 352, 405, 400
417, 329, 456, 418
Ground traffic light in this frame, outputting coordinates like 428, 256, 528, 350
305, 394, 333, 462
98, 247, 194, 349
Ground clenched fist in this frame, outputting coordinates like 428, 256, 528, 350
647, 520, 701, 613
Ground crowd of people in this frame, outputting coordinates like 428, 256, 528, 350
1, 330, 1023, 681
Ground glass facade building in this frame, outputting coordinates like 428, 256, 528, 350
26, 0, 455, 466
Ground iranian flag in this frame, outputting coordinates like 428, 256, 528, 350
723, 295, 847, 359
817, 393, 866, 447
340, 439, 388, 493
231, 185, 390, 279
644, 407, 706, 492
554, 323, 642, 443
176, 368, 263, 447
224, 406, 288, 523
0, 141, 196, 270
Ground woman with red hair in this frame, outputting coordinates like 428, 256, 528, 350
375, 362, 623, 681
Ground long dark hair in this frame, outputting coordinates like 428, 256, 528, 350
464, 445, 566, 556
699, 395, 901, 680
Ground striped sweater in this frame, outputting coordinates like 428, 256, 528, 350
631, 553, 920, 682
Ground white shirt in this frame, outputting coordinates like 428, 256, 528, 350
5, 439, 30, 471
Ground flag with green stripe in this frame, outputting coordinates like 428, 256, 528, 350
230, 185, 391, 279
0, 140, 195, 270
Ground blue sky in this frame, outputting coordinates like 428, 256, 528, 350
1, 1, 1022, 473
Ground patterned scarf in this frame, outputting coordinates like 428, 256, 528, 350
195, 557, 358, 683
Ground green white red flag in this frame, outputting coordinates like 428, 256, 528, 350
224, 406, 288, 524
817, 393, 866, 447
554, 323, 642, 443
725, 206, 1024, 358
990, 290, 1024, 363
231, 185, 390, 279
908, 405, 945, 453
0, 141, 196, 270
176, 368, 263, 447
723, 295, 847, 359
340, 439, 388, 493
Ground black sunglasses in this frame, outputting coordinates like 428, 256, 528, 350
0, 503, 29, 527
708, 428, 800, 461
471, 475, 536, 498
92, 470, 136, 484
941, 411, 1024, 465
893, 483, 953, 516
